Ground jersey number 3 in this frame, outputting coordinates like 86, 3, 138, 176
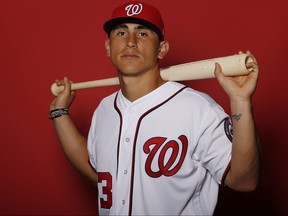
98, 172, 112, 209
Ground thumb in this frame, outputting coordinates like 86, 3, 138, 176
214, 62, 224, 78
214, 62, 227, 87
63, 77, 72, 95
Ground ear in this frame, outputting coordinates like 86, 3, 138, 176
158, 41, 169, 59
105, 39, 111, 57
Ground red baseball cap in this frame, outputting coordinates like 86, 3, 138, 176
103, 1, 165, 40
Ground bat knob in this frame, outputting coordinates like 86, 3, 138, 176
51, 83, 64, 96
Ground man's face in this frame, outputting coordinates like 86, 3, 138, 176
105, 23, 163, 77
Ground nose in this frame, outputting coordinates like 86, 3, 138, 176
126, 34, 137, 48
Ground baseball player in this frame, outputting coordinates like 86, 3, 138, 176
49, 1, 260, 215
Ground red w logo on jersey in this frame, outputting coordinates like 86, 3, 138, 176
143, 135, 188, 178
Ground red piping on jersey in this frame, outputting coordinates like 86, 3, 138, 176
113, 86, 188, 216
114, 92, 123, 181
221, 161, 231, 186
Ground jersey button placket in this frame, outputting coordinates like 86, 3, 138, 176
116, 109, 135, 214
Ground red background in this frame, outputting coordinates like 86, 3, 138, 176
1, 0, 287, 215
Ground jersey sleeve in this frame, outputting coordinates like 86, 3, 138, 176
87, 109, 98, 171
86, 92, 118, 172
195, 104, 232, 185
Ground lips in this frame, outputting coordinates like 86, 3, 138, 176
121, 52, 140, 60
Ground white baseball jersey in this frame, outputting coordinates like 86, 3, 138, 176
88, 81, 232, 215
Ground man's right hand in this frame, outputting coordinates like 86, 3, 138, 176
49, 77, 76, 111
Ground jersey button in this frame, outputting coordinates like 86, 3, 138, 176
125, 137, 130, 142
122, 200, 125, 205
124, 170, 128, 174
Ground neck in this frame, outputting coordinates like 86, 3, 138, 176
118, 67, 166, 102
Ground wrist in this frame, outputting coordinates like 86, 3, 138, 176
230, 98, 252, 108
49, 108, 69, 120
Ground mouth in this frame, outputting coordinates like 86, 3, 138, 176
121, 53, 140, 60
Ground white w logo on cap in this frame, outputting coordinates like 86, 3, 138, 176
125, 3, 143, 16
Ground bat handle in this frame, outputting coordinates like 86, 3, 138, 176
51, 77, 120, 96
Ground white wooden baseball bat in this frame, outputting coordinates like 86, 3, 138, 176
51, 53, 255, 96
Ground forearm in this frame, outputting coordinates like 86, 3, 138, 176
52, 115, 97, 183
225, 99, 260, 191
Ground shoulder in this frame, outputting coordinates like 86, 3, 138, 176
168, 81, 219, 108
92, 91, 118, 115
167, 82, 228, 121
100, 91, 118, 105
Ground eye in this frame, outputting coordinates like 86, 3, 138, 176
138, 31, 148, 37
111, 28, 127, 37
116, 31, 126, 36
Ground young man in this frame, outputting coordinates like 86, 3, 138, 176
49, 1, 260, 215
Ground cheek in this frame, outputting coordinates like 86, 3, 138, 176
106, 46, 118, 61
106, 39, 119, 57
108, 49, 121, 67
142, 41, 159, 54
